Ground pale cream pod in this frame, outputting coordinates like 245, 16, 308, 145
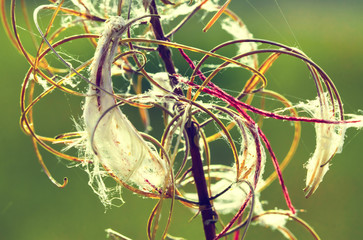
83, 16, 168, 195
302, 93, 345, 198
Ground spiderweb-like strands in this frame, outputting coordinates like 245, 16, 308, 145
4, 0, 363, 239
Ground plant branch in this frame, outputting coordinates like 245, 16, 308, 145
148, 2, 216, 239
185, 121, 216, 240
148, 0, 183, 95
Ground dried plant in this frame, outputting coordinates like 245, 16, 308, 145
2, 0, 362, 239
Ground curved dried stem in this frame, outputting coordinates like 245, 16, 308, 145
8, 1, 363, 239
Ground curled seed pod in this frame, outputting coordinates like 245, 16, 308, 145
83, 16, 168, 203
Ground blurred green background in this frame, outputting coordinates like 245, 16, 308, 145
1, 0, 362, 239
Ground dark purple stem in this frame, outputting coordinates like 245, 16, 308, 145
185, 121, 216, 240
148, 1, 217, 239
148, 0, 183, 95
